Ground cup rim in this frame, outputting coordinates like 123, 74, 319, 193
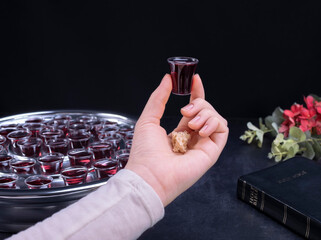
24, 175, 53, 187
38, 152, 65, 163
93, 158, 118, 169
167, 56, 199, 65
0, 173, 19, 184
10, 158, 36, 168
7, 130, 32, 140
61, 165, 88, 177
17, 137, 43, 147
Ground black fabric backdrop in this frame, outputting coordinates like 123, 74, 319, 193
1, 1, 321, 119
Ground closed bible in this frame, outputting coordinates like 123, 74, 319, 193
237, 157, 321, 239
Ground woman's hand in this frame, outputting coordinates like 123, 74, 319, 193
126, 74, 228, 206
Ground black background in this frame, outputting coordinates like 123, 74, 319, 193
1, 1, 321, 120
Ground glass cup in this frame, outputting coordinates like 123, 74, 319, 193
25, 117, 44, 123
7, 130, 32, 154
94, 158, 118, 179
24, 175, 53, 189
45, 138, 69, 155
22, 123, 46, 137
97, 126, 120, 139
68, 123, 91, 134
0, 135, 7, 148
40, 129, 64, 144
67, 131, 91, 149
99, 133, 123, 150
61, 166, 88, 186
0, 173, 18, 189
17, 137, 43, 158
0, 154, 13, 172
46, 120, 69, 135
38, 153, 64, 175
88, 141, 114, 161
167, 56, 199, 95
68, 148, 93, 168
115, 149, 130, 169
10, 158, 36, 175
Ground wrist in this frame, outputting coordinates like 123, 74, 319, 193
125, 162, 167, 207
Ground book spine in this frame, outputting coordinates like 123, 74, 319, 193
237, 178, 321, 240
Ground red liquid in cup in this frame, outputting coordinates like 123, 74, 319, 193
68, 132, 91, 149
7, 130, 32, 151
88, 142, 114, 160
38, 153, 64, 175
46, 138, 69, 155
68, 149, 93, 168
40, 129, 64, 144
17, 138, 42, 158
26, 179, 52, 189
61, 168, 87, 185
0, 154, 13, 172
167, 57, 198, 95
11, 160, 35, 174
117, 153, 129, 168
0, 175, 17, 189
94, 159, 118, 179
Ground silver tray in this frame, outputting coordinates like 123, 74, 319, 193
0, 110, 136, 233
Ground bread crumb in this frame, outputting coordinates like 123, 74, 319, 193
172, 131, 191, 153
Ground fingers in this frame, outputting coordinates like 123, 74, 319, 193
138, 74, 172, 125
181, 98, 227, 126
190, 74, 205, 101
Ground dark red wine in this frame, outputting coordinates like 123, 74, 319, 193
10, 159, 36, 174
68, 132, 91, 149
88, 142, 114, 160
0, 154, 13, 172
68, 149, 93, 168
40, 129, 64, 143
25, 117, 44, 123
38, 153, 64, 175
26, 179, 52, 186
94, 159, 118, 179
17, 137, 42, 158
117, 153, 129, 168
167, 57, 198, 95
22, 123, 46, 137
45, 138, 69, 155
0, 175, 17, 188
61, 167, 87, 185
25, 175, 53, 189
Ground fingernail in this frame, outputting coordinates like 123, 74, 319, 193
200, 124, 208, 133
182, 103, 194, 111
189, 115, 200, 123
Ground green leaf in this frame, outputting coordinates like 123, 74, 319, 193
247, 122, 259, 131
271, 107, 284, 126
300, 142, 315, 160
289, 127, 306, 142
311, 139, 321, 160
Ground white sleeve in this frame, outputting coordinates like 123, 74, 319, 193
7, 169, 165, 240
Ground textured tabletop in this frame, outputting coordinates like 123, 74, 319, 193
139, 117, 303, 240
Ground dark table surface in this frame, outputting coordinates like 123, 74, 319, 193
139, 117, 303, 240
0, 118, 303, 240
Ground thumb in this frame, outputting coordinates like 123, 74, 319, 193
138, 74, 172, 125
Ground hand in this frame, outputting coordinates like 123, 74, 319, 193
125, 74, 229, 206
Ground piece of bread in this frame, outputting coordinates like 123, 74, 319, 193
172, 131, 191, 153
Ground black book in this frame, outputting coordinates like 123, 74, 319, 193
237, 157, 321, 239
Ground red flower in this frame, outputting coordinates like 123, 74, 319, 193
315, 101, 321, 114
304, 96, 314, 110
279, 95, 321, 137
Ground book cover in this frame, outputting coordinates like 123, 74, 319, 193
237, 157, 321, 239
